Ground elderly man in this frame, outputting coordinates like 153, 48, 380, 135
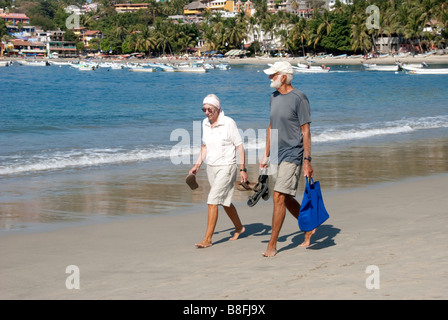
260, 61, 315, 257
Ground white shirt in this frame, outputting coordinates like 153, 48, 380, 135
202, 111, 243, 166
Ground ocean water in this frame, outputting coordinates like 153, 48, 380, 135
1, 62, 448, 232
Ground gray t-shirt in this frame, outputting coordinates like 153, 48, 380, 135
269, 88, 311, 165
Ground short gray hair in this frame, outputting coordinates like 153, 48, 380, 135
282, 73, 293, 84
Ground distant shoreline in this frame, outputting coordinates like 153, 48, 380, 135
4, 54, 448, 66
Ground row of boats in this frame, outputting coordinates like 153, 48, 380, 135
0, 59, 231, 73
363, 62, 448, 74
3, 59, 447, 74
291, 62, 448, 74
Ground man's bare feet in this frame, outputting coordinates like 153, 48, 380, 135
230, 226, 245, 240
299, 228, 316, 247
195, 240, 212, 248
262, 246, 277, 257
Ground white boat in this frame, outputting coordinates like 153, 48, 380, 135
129, 67, 155, 72
398, 62, 428, 69
348, 54, 363, 59
363, 64, 399, 71
0, 60, 11, 67
48, 60, 71, 66
292, 63, 330, 73
98, 62, 124, 69
216, 62, 230, 70
147, 63, 176, 72
401, 65, 448, 74
176, 64, 207, 73
18, 60, 48, 66
70, 63, 96, 71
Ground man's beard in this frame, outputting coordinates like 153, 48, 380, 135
270, 77, 282, 89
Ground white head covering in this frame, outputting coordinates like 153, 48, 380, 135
203, 95, 222, 113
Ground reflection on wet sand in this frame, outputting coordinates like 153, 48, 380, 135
1, 137, 447, 231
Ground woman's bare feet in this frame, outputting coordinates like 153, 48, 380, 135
299, 228, 316, 247
230, 226, 245, 240
195, 240, 212, 248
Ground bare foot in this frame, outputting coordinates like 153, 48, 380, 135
262, 246, 277, 257
299, 228, 316, 247
230, 226, 245, 240
195, 240, 212, 248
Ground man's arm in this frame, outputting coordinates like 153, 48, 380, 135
260, 123, 271, 169
301, 123, 313, 178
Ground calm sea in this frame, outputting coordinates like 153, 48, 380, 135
1, 61, 448, 233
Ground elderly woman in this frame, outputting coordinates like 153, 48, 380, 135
189, 94, 247, 248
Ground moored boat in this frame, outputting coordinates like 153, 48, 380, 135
215, 62, 230, 70
129, 67, 155, 72
176, 63, 207, 73
48, 60, 72, 66
293, 63, 330, 73
363, 64, 399, 71
18, 60, 48, 66
0, 60, 11, 67
401, 65, 448, 74
70, 62, 97, 71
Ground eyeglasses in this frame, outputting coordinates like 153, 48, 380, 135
202, 107, 215, 113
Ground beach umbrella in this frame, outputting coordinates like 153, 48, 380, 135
225, 49, 248, 56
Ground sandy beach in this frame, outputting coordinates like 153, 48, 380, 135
1, 172, 447, 300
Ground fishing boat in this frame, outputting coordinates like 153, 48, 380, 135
401, 65, 448, 74
292, 63, 330, 73
18, 60, 48, 66
48, 60, 71, 66
215, 61, 230, 70
176, 63, 207, 73
0, 60, 11, 67
129, 67, 155, 72
363, 64, 399, 71
70, 62, 97, 71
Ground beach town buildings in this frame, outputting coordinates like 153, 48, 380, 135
0, 10, 30, 25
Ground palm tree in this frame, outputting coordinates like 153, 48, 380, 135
290, 17, 308, 56
135, 27, 157, 56
226, 18, 248, 49
399, 5, 425, 53
350, 11, 372, 53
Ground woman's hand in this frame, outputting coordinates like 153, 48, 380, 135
189, 164, 200, 175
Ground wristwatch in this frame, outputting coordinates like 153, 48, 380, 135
240, 168, 247, 172
304, 157, 312, 162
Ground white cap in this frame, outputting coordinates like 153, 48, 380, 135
263, 61, 293, 75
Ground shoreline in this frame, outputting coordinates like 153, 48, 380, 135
1, 134, 448, 235
1, 172, 447, 299
4, 53, 448, 67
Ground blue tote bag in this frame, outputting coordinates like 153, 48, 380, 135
298, 177, 330, 232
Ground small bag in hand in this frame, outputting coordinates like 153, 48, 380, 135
298, 177, 329, 232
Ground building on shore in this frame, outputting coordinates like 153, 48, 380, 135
0, 11, 30, 25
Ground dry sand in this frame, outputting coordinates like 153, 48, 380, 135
1, 174, 447, 300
